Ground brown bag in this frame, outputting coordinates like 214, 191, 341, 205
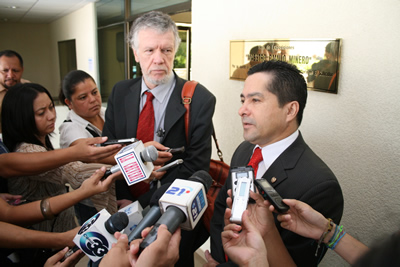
182, 81, 230, 232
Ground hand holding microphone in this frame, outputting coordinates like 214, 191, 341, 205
140, 170, 212, 250
72, 210, 129, 262
103, 142, 158, 185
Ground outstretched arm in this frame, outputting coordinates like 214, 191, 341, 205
0, 167, 120, 226
0, 221, 78, 249
0, 137, 121, 177
276, 199, 369, 265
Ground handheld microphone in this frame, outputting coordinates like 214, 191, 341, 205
127, 183, 171, 242
103, 143, 158, 180
140, 170, 212, 250
73, 210, 129, 262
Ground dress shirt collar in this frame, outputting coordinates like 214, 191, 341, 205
253, 130, 299, 179
140, 73, 175, 105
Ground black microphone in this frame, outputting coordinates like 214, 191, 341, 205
105, 212, 129, 234
140, 170, 212, 250
127, 183, 171, 242
103, 145, 158, 178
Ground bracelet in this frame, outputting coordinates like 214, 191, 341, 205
315, 218, 334, 256
326, 225, 345, 250
40, 198, 55, 220
331, 231, 346, 250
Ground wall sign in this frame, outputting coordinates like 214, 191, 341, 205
230, 39, 341, 94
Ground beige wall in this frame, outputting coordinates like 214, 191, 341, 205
0, 3, 98, 98
192, 0, 400, 265
0, 23, 53, 90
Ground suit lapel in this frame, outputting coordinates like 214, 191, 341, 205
125, 81, 141, 137
261, 133, 306, 187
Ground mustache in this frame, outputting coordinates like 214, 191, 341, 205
242, 117, 255, 125
149, 67, 168, 73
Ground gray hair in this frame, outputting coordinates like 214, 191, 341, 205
128, 11, 181, 53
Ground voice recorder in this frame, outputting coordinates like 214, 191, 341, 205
254, 178, 289, 213
230, 166, 255, 199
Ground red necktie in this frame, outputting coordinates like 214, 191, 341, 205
248, 147, 263, 177
136, 91, 155, 143
131, 91, 155, 199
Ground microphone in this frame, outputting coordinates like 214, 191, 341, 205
140, 170, 212, 250
127, 183, 171, 242
73, 210, 129, 262
104, 212, 129, 234
103, 143, 158, 180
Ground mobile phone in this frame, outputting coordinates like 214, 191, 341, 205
230, 166, 255, 199
254, 178, 289, 213
165, 146, 185, 155
101, 138, 138, 146
155, 159, 184, 172
230, 177, 251, 224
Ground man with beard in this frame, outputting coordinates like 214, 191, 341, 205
0, 50, 30, 112
102, 11, 215, 267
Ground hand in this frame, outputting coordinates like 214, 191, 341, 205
72, 137, 121, 163
222, 210, 267, 267
44, 246, 83, 267
60, 227, 80, 249
203, 250, 219, 267
117, 199, 133, 209
78, 166, 120, 198
130, 225, 181, 267
226, 189, 276, 238
276, 199, 330, 240
0, 193, 23, 204
144, 141, 173, 166
99, 233, 131, 267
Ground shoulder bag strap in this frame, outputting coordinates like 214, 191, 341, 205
181, 80, 198, 144
182, 81, 224, 163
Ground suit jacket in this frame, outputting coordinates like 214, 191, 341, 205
103, 73, 216, 207
210, 132, 344, 267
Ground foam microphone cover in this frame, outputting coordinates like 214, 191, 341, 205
141, 145, 158, 162
105, 212, 129, 234
189, 170, 213, 193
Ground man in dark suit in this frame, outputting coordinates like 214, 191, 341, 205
207, 61, 343, 267
102, 11, 215, 266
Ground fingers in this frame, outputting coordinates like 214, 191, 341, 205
45, 247, 69, 265
223, 207, 232, 226
62, 248, 84, 266
249, 190, 266, 204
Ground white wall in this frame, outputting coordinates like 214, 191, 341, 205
49, 2, 99, 93
192, 0, 400, 265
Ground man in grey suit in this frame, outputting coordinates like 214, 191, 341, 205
207, 61, 343, 267
102, 11, 215, 266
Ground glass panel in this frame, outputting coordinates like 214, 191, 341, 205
98, 24, 126, 99
174, 27, 190, 80
130, 0, 190, 17
96, 0, 125, 27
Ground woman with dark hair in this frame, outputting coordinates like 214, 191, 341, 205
1, 83, 117, 233
58, 70, 105, 148
58, 70, 107, 223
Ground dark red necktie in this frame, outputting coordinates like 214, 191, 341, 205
247, 147, 263, 177
136, 91, 155, 143
131, 91, 155, 199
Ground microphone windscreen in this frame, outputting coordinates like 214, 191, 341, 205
149, 182, 171, 207
141, 145, 158, 162
189, 170, 213, 192
105, 212, 129, 234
